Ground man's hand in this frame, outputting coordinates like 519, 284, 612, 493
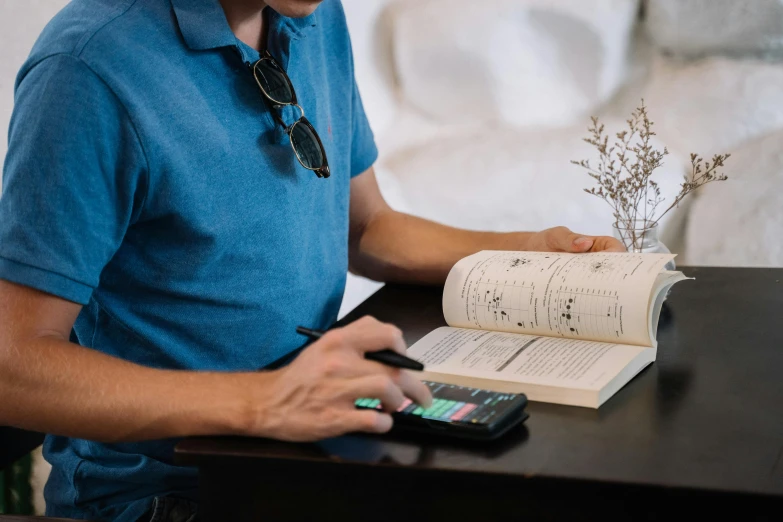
525, 226, 626, 253
253, 317, 433, 442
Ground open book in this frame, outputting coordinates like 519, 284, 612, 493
408, 251, 689, 408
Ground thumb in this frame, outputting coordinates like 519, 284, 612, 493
571, 236, 594, 252
554, 228, 594, 252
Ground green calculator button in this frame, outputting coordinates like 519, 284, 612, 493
435, 400, 457, 418
421, 401, 442, 416
428, 401, 447, 416
424, 400, 451, 419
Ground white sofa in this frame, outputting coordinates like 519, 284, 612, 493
339, 0, 783, 313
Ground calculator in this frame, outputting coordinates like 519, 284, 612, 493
355, 381, 528, 441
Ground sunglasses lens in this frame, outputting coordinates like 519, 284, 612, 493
254, 60, 294, 104
290, 121, 324, 170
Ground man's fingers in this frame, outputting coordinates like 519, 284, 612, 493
545, 227, 593, 252
336, 316, 408, 355
346, 368, 432, 410
566, 231, 594, 252
398, 371, 433, 409
591, 237, 627, 252
351, 360, 402, 380
347, 375, 407, 412
355, 363, 433, 409
347, 409, 394, 434
572, 236, 595, 252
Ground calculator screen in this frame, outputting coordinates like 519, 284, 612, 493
355, 381, 524, 426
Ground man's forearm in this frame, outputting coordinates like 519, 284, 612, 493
350, 209, 532, 285
0, 335, 259, 442
0, 279, 432, 444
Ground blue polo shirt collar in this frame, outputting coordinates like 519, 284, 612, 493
171, 0, 317, 51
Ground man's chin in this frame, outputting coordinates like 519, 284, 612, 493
267, 0, 322, 18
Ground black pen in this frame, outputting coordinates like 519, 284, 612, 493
296, 326, 424, 371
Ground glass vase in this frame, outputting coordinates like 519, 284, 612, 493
612, 220, 676, 271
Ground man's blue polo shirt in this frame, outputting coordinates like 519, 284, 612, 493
0, 0, 377, 519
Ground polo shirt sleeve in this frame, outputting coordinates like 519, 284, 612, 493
0, 54, 148, 305
349, 76, 378, 178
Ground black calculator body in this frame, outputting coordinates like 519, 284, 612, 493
356, 381, 528, 441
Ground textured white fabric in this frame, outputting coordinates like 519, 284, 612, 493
685, 131, 783, 267
645, 0, 783, 59
381, 121, 687, 240
390, 0, 639, 129
643, 55, 783, 158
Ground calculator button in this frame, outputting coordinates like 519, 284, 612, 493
451, 403, 477, 421
441, 402, 465, 420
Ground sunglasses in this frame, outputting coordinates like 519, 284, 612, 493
250, 50, 330, 179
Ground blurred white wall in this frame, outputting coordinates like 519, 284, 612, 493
0, 0, 70, 180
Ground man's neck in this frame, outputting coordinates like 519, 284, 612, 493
219, 0, 268, 51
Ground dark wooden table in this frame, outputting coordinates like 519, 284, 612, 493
176, 267, 783, 521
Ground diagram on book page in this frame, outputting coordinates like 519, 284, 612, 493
442, 251, 675, 346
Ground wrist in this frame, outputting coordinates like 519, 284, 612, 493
188, 370, 280, 438
496, 231, 535, 251
232, 369, 289, 438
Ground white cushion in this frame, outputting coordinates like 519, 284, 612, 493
390, 0, 639, 129
685, 131, 783, 267
643, 55, 783, 158
645, 0, 783, 59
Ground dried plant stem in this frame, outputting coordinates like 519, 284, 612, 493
571, 100, 729, 252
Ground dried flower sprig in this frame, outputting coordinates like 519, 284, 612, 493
571, 100, 729, 251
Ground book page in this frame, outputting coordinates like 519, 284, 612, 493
648, 271, 691, 345
442, 251, 675, 346
409, 327, 650, 392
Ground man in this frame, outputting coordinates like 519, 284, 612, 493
0, 0, 624, 520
